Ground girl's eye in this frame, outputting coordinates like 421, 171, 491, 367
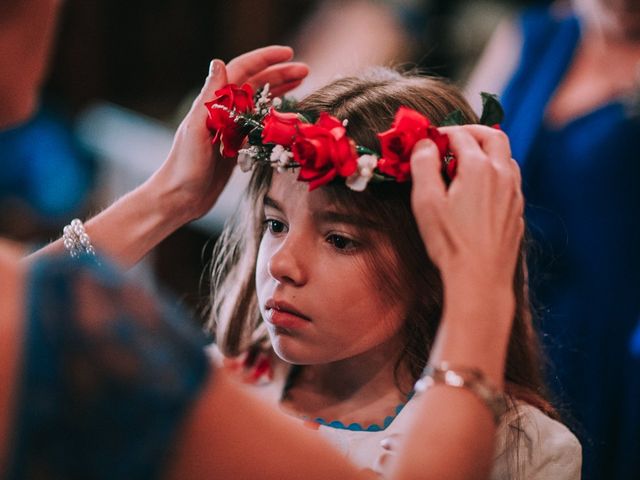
326, 234, 358, 251
265, 219, 287, 234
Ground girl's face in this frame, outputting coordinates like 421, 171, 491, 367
255, 170, 408, 365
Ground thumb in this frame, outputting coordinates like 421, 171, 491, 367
200, 59, 228, 100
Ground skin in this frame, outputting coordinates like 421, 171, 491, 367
257, 172, 407, 365
255, 171, 412, 422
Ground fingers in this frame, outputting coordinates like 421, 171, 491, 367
196, 59, 228, 99
410, 139, 447, 202
439, 126, 521, 196
269, 79, 305, 98
437, 126, 487, 175
410, 139, 453, 256
204, 59, 229, 95
187, 59, 229, 116
226, 45, 294, 84
245, 62, 309, 93
456, 124, 512, 166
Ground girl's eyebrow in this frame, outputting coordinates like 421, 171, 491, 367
313, 210, 382, 231
263, 196, 284, 212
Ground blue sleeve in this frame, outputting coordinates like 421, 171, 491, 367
6, 255, 211, 480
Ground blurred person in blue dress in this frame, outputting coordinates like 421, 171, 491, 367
466, 1, 640, 478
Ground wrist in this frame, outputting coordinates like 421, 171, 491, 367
141, 170, 197, 227
435, 283, 515, 389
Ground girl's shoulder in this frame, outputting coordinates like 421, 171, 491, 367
492, 403, 582, 480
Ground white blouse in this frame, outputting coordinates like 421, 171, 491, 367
314, 397, 582, 479
209, 347, 582, 479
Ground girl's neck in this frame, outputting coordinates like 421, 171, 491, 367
280, 338, 415, 426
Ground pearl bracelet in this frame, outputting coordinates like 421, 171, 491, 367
414, 362, 507, 425
62, 218, 96, 259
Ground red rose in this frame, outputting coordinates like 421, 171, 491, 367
205, 83, 255, 158
377, 107, 449, 182
292, 112, 358, 191
262, 108, 302, 147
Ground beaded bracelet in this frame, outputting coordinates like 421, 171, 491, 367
62, 218, 96, 259
414, 362, 507, 425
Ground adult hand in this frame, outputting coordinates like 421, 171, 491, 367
410, 125, 524, 292
150, 46, 309, 224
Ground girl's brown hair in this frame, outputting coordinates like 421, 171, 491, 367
208, 68, 555, 418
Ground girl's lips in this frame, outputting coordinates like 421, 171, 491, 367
266, 308, 311, 329
265, 299, 311, 329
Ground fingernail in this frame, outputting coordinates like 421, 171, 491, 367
209, 60, 220, 76
416, 138, 435, 150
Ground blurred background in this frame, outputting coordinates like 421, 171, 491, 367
0, 0, 547, 314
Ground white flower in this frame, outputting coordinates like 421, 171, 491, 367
256, 83, 271, 109
237, 146, 259, 172
346, 154, 378, 191
272, 97, 282, 108
270, 144, 294, 172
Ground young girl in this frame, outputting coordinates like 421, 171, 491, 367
0, 14, 522, 474
206, 69, 582, 479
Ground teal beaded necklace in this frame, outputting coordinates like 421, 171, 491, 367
281, 365, 415, 432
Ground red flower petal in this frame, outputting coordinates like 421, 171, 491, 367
262, 108, 302, 146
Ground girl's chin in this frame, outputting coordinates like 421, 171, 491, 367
269, 337, 331, 365
271, 342, 314, 365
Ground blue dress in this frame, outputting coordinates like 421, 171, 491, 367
5, 256, 211, 479
500, 8, 640, 480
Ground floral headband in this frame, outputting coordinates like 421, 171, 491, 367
205, 83, 503, 191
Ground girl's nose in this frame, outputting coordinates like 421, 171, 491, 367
267, 234, 308, 286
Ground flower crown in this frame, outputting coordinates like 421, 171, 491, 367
205, 83, 504, 191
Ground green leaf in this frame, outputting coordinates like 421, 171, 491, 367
297, 112, 314, 124
247, 127, 264, 146
356, 145, 377, 156
479, 92, 504, 126
297, 110, 318, 124
370, 172, 395, 183
440, 109, 464, 126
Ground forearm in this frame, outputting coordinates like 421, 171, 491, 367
0, 250, 25, 475
392, 283, 515, 480
431, 280, 515, 388
168, 370, 375, 480
25, 177, 193, 269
